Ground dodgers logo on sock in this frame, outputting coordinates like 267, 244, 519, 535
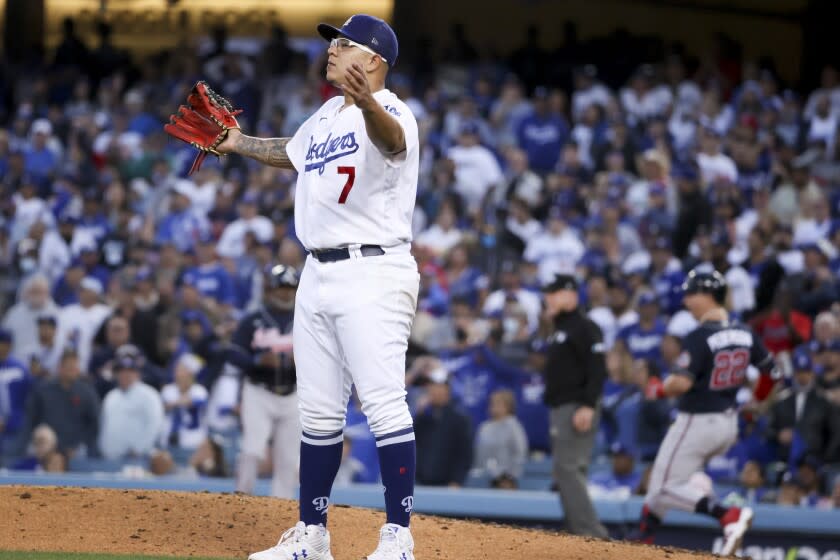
401, 495, 414, 513
312, 496, 330, 515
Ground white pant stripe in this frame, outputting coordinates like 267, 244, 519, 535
375, 432, 416, 448
301, 433, 344, 446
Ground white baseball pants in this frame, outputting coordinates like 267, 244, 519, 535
645, 411, 738, 518
293, 250, 419, 440
237, 380, 301, 498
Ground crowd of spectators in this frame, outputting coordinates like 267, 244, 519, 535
0, 18, 839, 508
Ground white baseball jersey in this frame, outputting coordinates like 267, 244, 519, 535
285, 89, 419, 251
160, 382, 209, 450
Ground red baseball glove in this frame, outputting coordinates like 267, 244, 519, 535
164, 81, 242, 175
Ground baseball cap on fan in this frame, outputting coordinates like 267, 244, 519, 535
317, 14, 399, 66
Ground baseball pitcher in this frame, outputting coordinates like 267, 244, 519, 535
165, 13, 419, 560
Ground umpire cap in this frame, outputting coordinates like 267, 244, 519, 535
541, 273, 578, 293
682, 268, 727, 304
265, 264, 300, 290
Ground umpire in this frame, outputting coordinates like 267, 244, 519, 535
541, 273, 609, 538
228, 264, 301, 498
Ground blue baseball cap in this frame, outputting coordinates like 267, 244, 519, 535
584, 216, 605, 231
459, 120, 481, 136
36, 315, 57, 327
671, 162, 699, 181
649, 182, 667, 197
609, 442, 635, 457
18, 174, 38, 188
797, 453, 822, 471
317, 14, 399, 66
793, 348, 812, 371
781, 89, 799, 103
638, 291, 658, 306
825, 338, 840, 353
58, 213, 79, 226
135, 267, 153, 283
607, 173, 629, 188
180, 271, 198, 288
113, 345, 145, 372
196, 230, 214, 245
781, 470, 806, 488
241, 191, 260, 205
547, 205, 565, 221
529, 338, 548, 354
652, 237, 672, 251
710, 229, 731, 247
181, 309, 206, 325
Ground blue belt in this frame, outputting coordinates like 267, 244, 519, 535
309, 245, 384, 263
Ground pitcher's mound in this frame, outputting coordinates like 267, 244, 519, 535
0, 486, 714, 559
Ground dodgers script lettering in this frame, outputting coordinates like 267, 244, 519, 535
304, 132, 360, 174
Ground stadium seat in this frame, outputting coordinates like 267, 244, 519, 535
167, 446, 195, 467
522, 457, 553, 477
465, 472, 492, 489
518, 476, 553, 491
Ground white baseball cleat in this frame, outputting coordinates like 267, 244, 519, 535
720, 507, 754, 556
365, 523, 415, 560
248, 521, 335, 560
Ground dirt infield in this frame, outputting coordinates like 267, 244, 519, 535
0, 486, 716, 559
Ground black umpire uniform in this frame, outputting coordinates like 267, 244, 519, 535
228, 264, 301, 497
541, 273, 609, 538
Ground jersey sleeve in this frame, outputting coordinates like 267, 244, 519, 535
191, 384, 209, 405
160, 384, 178, 405
227, 316, 256, 370
379, 97, 418, 166
286, 104, 327, 172
672, 331, 705, 380
581, 320, 608, 407
749, 327, 776, 374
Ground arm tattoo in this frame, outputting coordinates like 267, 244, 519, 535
235, 136, 293, 169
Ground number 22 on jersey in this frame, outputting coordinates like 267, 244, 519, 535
709, 348, 749, 390
337, 166, 355, 204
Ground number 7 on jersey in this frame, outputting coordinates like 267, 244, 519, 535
337, 166, 355, 204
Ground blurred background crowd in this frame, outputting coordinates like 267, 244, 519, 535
0, 11, 839, 512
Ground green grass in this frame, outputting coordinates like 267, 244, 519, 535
0, 553, 234, 560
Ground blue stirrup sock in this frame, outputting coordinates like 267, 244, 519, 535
376, 427, 416, 527
299, 429, 344, 526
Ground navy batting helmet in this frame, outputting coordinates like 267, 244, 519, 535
682, 268, 727, 304
265, 264, 300, 289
